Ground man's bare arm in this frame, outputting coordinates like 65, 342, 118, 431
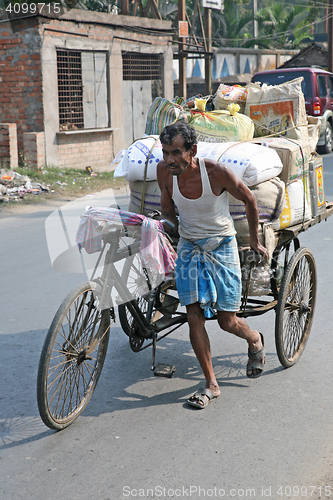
156, 162, 178, 234
217, 164, 268, 258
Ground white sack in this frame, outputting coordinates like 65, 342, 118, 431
271, 179, 311, 230
114, 138, 283, 187
115, 136, 162, 182
197, 141, 283, 186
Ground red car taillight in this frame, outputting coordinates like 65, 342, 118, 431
313, 103, 321, 115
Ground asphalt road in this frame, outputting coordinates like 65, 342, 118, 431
1, 158, 333, 500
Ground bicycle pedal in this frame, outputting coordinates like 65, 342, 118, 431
161, 294, 179, 313
153, 364, 176, 378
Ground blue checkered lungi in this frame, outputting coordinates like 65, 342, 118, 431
175, 235, 242, 318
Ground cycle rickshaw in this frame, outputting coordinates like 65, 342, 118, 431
37, 201, 333, 430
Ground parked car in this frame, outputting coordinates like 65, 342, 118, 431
251, 67, 333, 154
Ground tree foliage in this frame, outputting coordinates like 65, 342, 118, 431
70, 0, 324, 51
249, 2, 314, 49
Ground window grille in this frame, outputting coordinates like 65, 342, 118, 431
122, 52, 162, 81
57, 50, 84, 130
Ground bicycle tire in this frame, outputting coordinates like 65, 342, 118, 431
37, 281, 111, 430
275, 247, 317, 368
118, 253, 174, 337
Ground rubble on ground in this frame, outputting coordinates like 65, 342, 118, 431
0, 169, 50, 203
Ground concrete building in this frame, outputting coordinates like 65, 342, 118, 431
0, 9, 173, 170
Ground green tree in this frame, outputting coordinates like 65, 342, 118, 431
250, 2, 313, 49
212, 0, 253, 48
70, 0, 321, 51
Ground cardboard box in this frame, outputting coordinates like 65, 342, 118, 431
254, 137, 310, 184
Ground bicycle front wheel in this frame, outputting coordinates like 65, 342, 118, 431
37, 282, 111, 430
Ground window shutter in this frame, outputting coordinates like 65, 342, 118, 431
82, 52, 108, 128
82, 52, 96, 128
94, 53, 108, 128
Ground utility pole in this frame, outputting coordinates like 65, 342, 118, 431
204, 7, 212, 95
253, 0, 258, 49
178, 0, 187, 98
329, 0, 333, 72
120, 0, 129, 15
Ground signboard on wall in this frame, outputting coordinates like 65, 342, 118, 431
178, 21, 189, 38
202, 0, 222, 9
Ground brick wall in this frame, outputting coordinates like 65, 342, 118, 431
0, 14, 172, 170
23, 131, 45, 169
57, 131, 114, 171
0, 22, 43, 159
0, 123, 18, 169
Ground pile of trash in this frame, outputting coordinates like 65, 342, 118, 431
0, 169, 49, 203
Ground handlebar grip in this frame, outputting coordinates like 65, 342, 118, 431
160, 219, 175, 230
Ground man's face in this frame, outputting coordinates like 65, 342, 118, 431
161, 134, 195, 176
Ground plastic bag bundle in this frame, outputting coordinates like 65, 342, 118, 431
241, 262, 272, 296
213, 84, 247, 113
187, 108, 254, 143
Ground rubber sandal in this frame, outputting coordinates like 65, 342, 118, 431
247, 332, 266, 379
188, 388, 216, 409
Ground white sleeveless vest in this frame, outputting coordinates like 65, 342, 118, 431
172, 158, 236, 241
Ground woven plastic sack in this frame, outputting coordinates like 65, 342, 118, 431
128, 180, 161, 216
229, 177, 285, 223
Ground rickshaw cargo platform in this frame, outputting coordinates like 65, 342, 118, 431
274, 200, 333, 246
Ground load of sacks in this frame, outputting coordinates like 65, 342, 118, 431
113, 81, 323, 295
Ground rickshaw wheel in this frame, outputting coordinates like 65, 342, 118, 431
271, 239, 300, 300
118, 253, 175, 338
37, 282, 111, 430
275, 247, 317, 368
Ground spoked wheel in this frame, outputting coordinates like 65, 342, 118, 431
118, 253, 151, 336
118, 253, 176, 339
271, 239, 300, 300
275, 247, 317, 368
37, 282, 111, 430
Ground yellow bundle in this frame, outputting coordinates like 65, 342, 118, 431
187, 102, 254, 143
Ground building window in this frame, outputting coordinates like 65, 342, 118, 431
122, 52, 162, 81
57, 49, 109, 131
57, 50, 84, 130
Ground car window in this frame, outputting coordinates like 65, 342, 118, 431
252, 71, 312, 98
328, 76, 333, 98
317, 75, 328, 97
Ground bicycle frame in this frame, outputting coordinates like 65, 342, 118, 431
88, 227, 187, 342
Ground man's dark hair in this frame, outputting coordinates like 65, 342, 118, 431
160, 122, 197, 151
